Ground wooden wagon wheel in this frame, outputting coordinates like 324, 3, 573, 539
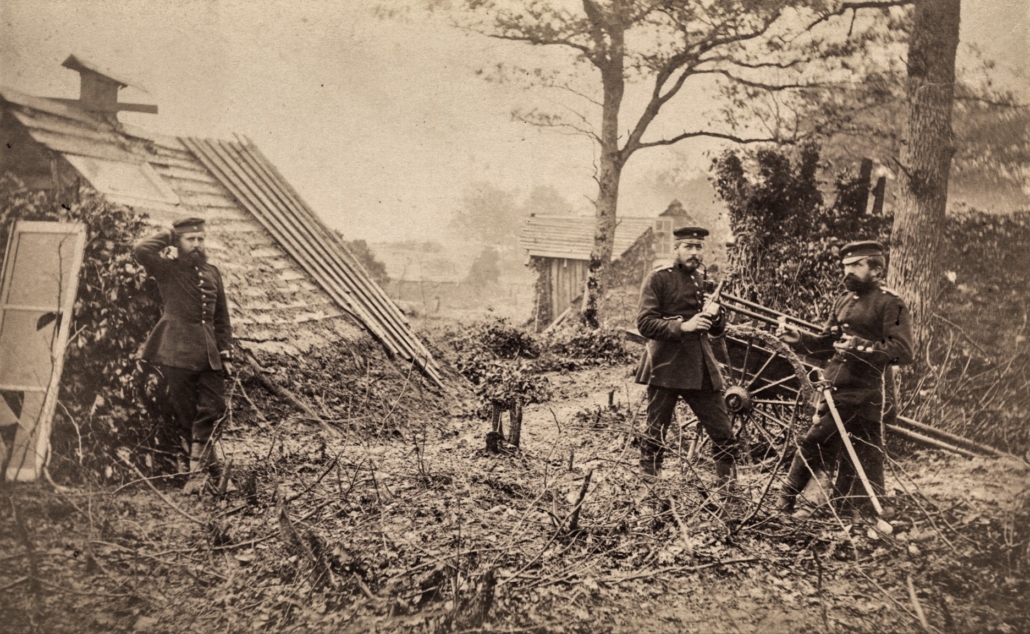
711, 324, 816, 467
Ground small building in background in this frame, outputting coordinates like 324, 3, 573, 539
519, 201, 694, 330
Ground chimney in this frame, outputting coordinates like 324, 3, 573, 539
52, 55, 157, 121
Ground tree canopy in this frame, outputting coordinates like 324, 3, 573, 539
432, 0, 913, 325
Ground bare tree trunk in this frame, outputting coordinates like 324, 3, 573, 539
887, 0, 961, 351
581, 9, 626, 328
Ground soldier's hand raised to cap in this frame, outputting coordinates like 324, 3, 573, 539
680, 314, 713, 333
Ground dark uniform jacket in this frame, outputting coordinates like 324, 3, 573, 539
634, 263, 725, 391
134, 229, 232, 371
795, 282, 914, 408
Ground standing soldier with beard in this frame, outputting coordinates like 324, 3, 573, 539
775, 241, 914, 517
134, 217, 234, 494
634, 227, 738, 499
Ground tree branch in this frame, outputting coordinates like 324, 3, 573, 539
636, 130, 787, 150
806, 1, 912, 32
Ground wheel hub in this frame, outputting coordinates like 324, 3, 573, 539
723, 386, 753, 413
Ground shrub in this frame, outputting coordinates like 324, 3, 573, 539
540, 323, 636, 370
0, 175, 170, 481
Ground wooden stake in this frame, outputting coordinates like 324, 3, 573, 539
907, 574, 931, 632
567, 469, 593, 532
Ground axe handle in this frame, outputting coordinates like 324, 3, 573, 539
822, 388, 884, 516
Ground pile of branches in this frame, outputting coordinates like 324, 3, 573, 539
4, 389, 1027, 632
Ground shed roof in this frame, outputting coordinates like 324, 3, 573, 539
0, 84, 441, 385
519, 215, 656, 260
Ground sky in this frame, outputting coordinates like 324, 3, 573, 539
1, 0, 1027, 243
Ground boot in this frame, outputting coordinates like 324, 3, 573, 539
714, 460, 739, 516
776, 453, 811, 514
794, 468, 833, 519
183, 441, 218, 495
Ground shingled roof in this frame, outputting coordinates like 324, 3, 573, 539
519, 215, 657, 261
0, 84, 441, 385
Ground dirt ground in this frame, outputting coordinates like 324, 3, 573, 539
2, 363, 1028, 633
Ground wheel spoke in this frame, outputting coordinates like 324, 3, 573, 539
752, 406, 792, 430
737, 336, 755, 385
745, 350, 781, 389
749, 374, 797, 396
752, 399, 798, 406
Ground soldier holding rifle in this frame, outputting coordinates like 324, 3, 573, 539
634, 227, 738, 498
775, 241, 914, 517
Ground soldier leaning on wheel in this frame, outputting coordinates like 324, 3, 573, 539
634, 226, 738, 498
775, 241, 914, 518
134, 217, 234, 495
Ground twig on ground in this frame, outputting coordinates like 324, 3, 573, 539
121, 459, 204, 526
599, 557, 758, 584
567, 469, 594, 533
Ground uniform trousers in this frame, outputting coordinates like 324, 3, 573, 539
162, 365, 227, 450
784, 395, 885, 506
640, 385, 737, 470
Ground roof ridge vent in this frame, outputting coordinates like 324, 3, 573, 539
51, 54, 157, 121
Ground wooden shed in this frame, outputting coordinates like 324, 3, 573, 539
519, 201, 694, 330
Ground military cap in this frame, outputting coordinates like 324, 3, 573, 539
172, 217, 206, 233
839, 240, 884, 265
673, 226, 709, 241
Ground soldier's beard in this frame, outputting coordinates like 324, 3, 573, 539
182, 249, 207, 266
681, 257, 701, 271
843, 274, 876, 293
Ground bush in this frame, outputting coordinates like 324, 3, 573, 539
540, 323, 636, 370
0, 175, 170, 481
713, 143, 893, 322
445, 318, 549, 410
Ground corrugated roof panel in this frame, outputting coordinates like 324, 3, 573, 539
183, 136, 441, 385
520, 215, 656, 260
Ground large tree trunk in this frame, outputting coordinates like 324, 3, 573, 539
581, 18, 626, 328
887, 0, 961, 351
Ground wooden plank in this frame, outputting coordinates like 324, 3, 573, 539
25, 128, 141, 163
